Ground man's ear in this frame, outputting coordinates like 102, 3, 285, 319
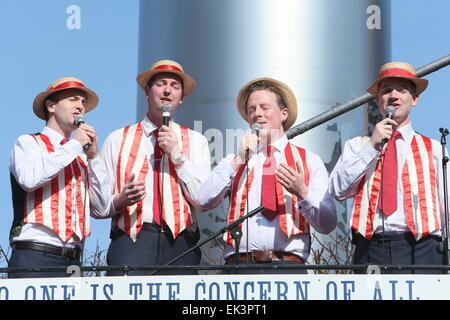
281, 107, 289, 123
180, 92, 185, 104
411, 94, 420, 108
45, 99, 56, 114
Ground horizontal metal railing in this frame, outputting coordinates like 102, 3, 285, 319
286, 54, 450, 139
1, 264, 450, 276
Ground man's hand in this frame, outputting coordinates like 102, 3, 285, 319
231, 133, 259, 171
276, 160, 308, 200
370, 118, 398, 150
113, 173, 146, 211
156, 125, 181, 159
72, 123, 98, 159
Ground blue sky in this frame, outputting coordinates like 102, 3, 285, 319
0, 0, 140, 263
0, 0, 449, 267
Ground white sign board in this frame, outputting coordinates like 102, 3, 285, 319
0, 274, 448, 300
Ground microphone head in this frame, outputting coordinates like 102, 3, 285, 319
160, 102, 172, 114
384, 106, 396, 119
250, 123, 261, 135
160, 103, 172, 126
74, 114, 85, 126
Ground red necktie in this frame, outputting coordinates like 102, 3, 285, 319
60, 138, 70, 145
261, 145, 278, 220
152, 130, 164, 225
379, 130, 402, 216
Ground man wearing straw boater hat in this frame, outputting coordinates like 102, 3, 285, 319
198, 77, 336, 274
9, 77, 109, 278
100, 59, 211, 275
329, 62, 449, 273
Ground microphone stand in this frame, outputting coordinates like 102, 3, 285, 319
150, 205, 264, 275
439, 128, 449, 268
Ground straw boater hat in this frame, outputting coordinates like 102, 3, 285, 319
236, 77, 298, 130
33, 77, 99, 120
367, 61, 428, 96
136, 59, 196, 96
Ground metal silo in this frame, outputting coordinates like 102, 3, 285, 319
137, 0, 390, 271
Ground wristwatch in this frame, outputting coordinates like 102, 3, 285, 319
171, 152, 186, 165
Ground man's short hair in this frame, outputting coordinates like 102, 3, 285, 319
43, 92, 61, 121
245, 81, 288, 111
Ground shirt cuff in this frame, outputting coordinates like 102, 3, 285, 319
296, 192, 316, 215
223, 154, 239, 179
66, 139, 83, 153
175, 160, 193, 181
110, 197, 122, 215
88, 155, 101, 166
358, 142, 379, 164
224, 163, 237, 180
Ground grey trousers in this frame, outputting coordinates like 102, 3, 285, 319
352, 231, 445, 274
106, 225, 201, 276
8, 248, 80, 278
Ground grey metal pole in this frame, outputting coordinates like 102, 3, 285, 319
287, 54, 450, 139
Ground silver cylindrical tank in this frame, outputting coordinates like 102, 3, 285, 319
137, 0, 390, 271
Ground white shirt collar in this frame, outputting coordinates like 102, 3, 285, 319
42, 126, 66, 144
258, 134, 288, 153
141, 114, 159, 137
397, 122, 414, 144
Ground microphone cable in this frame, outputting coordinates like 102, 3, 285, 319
73, 115, 88, 270
374, 106, 397, 265
80, 159, 88, 271
378, 146, 387, 266
154, 104, 171, 273
245, 124, 260, 264
245, 147, 250, 264
155, 130, 166, 274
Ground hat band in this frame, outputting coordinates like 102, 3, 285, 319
379, 68, 416, 79
49, 81, 85, 91
154, 64, 183, 73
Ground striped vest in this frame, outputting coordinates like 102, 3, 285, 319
10, 133, 90, 242
351, 133, 440, 240
225, 142, 310, 246
112, 122, 193, 241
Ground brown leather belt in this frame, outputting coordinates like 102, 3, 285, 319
13, 241, 81, 260
226, 250, 304, 264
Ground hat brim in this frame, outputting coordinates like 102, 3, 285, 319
136, 69, 196, 97
367, 76, 428, 96
237, 77, 298, 130
32, 87, 99, 120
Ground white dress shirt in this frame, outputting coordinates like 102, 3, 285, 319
329, 122, 450, 236
198, 134, 337, 261
100, 115, 211, 223
9, 126, 110, 248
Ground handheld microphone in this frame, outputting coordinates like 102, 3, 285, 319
160, 103, 172, 126
74, 114, 85, 127
244, 123, 261, 155
381, 106, 396, 148
384, 105, 396, 120
73, 114, 90, 150
250, 123, 261, 136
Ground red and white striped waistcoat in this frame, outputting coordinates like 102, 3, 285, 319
351, 133, 440, 240
14, 133, 90, 242
112, 122, 193, 241
224, 142, 310, 246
